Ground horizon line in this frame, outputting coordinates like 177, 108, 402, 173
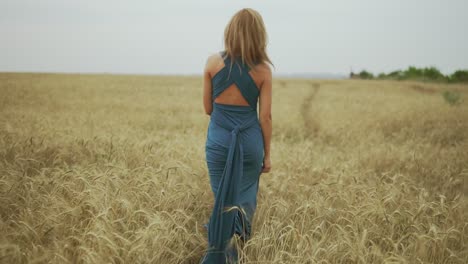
0, 70, 349, 79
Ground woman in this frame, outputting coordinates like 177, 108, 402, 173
201, 8, 273, 264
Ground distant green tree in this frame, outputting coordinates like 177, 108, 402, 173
377, 73, 387, 79
358, 70, 374, 79
449, 70, 468, 83
352, 67, 468, 84
387, 70, 403, 80
422, 67, 445, 81
403, 66, 423, 79
400, 66, 446, 82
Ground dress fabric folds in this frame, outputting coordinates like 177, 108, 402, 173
201, 52, 264, 264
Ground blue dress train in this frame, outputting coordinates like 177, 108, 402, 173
201, 51, 264, 263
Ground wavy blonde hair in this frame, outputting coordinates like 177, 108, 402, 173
224, 8, 273, 71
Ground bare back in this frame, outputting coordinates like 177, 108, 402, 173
208, 53, 269, 106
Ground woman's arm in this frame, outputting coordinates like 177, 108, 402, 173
258, 65, 272, 173
203, 55, 214, 115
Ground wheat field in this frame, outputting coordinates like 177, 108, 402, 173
1, 73, 467, 263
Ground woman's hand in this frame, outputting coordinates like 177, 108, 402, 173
262, 156, 271, 173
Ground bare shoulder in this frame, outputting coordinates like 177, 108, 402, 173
206, 52, 222, 64
204, 52, 223, 73
249, 62, 272, 91
253, 63, 272, 86
255, 63, 272, 78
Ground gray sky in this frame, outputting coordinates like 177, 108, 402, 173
1, 0, 467, 75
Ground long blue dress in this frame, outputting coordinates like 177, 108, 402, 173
201, 51, 264, 263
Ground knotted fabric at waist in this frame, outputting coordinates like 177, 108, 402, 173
211, 102, 259, 136
213, 115, 258, 137
206, 103, 260, 255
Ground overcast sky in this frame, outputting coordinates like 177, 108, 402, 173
1, 0, 467, 75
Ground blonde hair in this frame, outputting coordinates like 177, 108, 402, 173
224, 8, 273, 71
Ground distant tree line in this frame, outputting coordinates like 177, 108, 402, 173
350, 67, 468, 83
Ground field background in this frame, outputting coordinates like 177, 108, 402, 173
1, 73, 467, 263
